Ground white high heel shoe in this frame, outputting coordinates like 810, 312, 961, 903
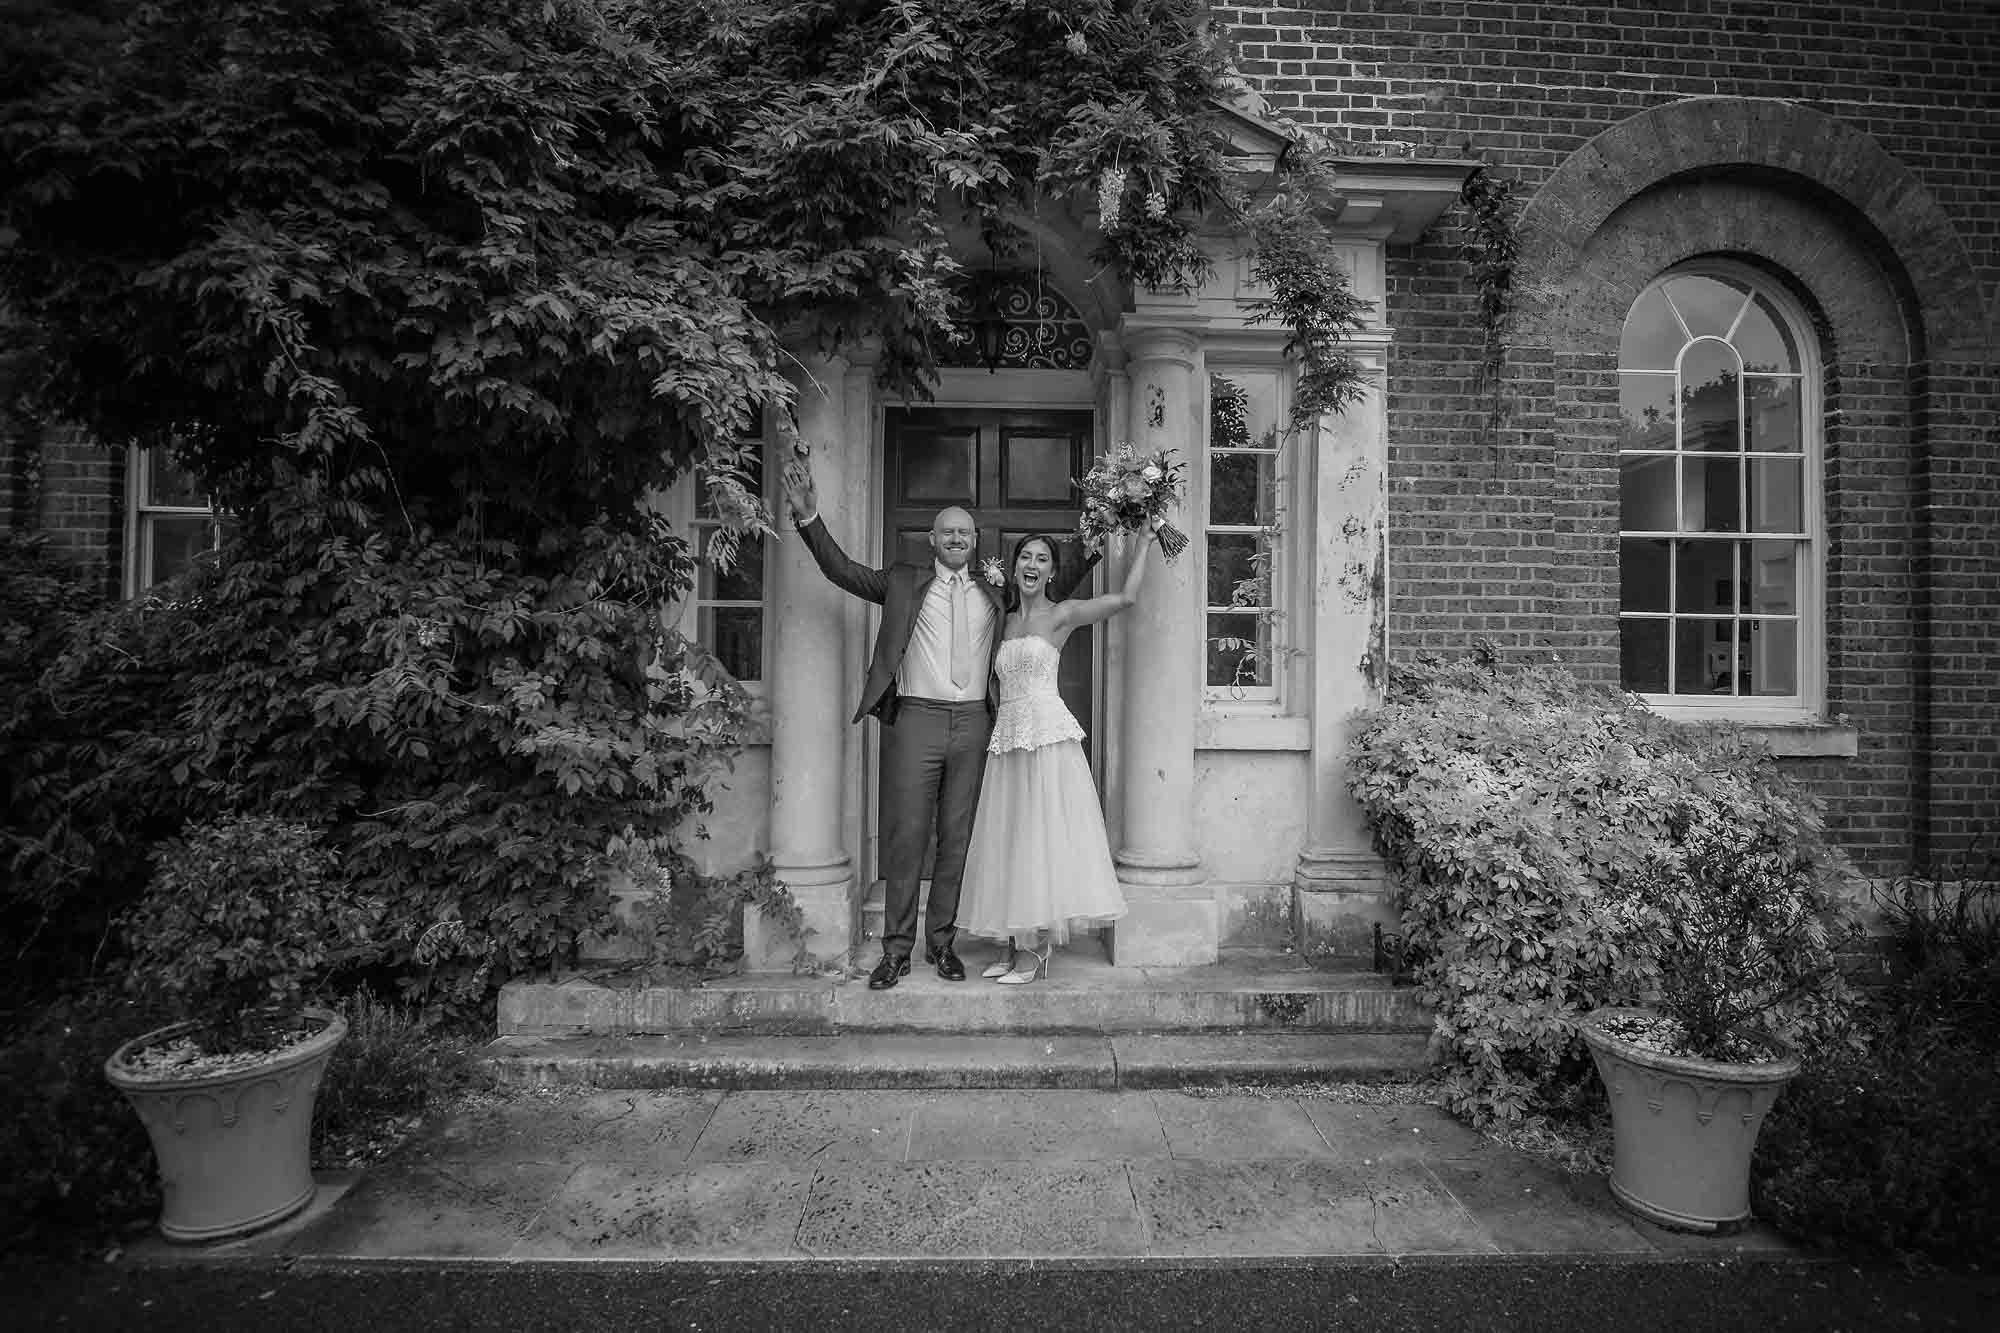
996, 941, 1051, 986
981, 951, 1015, 980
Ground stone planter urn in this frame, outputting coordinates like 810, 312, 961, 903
1580, 1006, 1801, 1233
104, 1007, 348, 1243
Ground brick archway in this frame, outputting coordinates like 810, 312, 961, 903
1514, 96, 1992, 361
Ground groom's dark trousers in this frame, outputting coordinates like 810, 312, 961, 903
879, 698, 991, 961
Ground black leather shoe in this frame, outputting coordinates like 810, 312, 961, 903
930, 947, 966, 981
867, 954, 912, 990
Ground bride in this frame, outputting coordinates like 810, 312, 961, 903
956, 522, 1153, 984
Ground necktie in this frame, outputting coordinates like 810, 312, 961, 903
949, 574, 970, 690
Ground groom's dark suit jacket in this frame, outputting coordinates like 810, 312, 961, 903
796, 517, 1098, 724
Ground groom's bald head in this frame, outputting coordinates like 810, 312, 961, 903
930, 507, 976, 571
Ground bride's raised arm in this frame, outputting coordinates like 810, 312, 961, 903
1055, 523, 1153, 630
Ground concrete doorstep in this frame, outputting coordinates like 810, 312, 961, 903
124, 1087, 1808, 1268
479, 1031, 1435, 1091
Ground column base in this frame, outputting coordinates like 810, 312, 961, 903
1293, 848, 1395, 960
1109, 862, 1216, 967
744, 859, 856, 973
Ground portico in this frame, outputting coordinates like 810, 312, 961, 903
741, 119, 1473, 974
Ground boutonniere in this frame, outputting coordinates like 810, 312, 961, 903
978, 556, 1006, 589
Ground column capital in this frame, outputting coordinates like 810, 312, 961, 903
1115, 319, 1206, 368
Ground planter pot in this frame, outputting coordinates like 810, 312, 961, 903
104, 1007, 348, 1243
1580, 1006, 1800, 1233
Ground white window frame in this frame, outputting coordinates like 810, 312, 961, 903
1616, 263, 1825, 724
1200, 362, 1298, 712
660, 440, 769, 691
123, 444, 224, 597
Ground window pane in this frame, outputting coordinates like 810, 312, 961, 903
1002, 432, 1074, 504
146, 515, 213, 586
146, 452, 207, 508
1207, 612, 1271, 689
1675, 539, 1739, 614
1683, 456, 1741, 532
1619, 286, 1680, 369
1210, 374, 1254, 448
1680, 339, 1742, 452
1748, 540, 1798, 615
1745, 377, 1802, 453
700, 607, 763, 682
1747, 458, 1803, 534
1619, 454, 1675, 531
1663, 275, 1747, 339
1619, 618, 1669, 693
703, 527, 765, 601
1206, 531, 1267, 607
1209, 452, 1274, 527
1617, 372, 1677, 449
1736, 293, 1801, 372
1746, 619, 1798, 696
1677, 618, 1738, 695
899, 431, 976, 504
1619, 538, 1670, 612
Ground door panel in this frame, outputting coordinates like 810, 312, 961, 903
878, 410, 1099, 888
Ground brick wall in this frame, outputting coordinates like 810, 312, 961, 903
25, 425, 124, 598
1220, 1, 2000, 872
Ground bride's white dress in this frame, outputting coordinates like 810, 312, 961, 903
957, 635, 1127, 945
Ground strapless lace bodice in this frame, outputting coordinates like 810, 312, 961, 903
987, 636, 1084, 753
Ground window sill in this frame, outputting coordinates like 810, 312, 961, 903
1195, 711, 1310, 751
1651, 712, 1859, 758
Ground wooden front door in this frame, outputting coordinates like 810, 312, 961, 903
882, 407, 1098, 750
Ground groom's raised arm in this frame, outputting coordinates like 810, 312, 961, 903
783, 456, 891, 605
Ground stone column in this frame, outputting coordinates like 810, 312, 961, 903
1108, 323, 1216, 966
1292, 352, 1394, 956
743, 351, 857, 971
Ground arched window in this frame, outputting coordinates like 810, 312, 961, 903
1617, 266, 1820, 717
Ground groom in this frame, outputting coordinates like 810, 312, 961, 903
781, 454, 1097, 989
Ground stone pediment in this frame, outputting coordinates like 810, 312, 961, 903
1210, 95, 1477, 244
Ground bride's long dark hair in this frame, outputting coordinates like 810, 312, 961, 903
1002, 533, 1063, 615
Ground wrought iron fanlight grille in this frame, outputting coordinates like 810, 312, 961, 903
944, 270, 1094, 371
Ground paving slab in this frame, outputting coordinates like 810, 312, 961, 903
793, 1161, 1148, 1258
1125, 1158, 1495, 1257
1148, 1091, 1336, 1160
1297, 1101, 1492, 1165
686, 1089, 922, 1164
903, 1090, 1171, 1162
1424, 1155, 1656, 1255
414, 1090, 721, 1165
511, 1162, 814, 1260
282, 1159, 576, 1260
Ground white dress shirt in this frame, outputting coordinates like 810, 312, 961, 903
899, 561, 996, 703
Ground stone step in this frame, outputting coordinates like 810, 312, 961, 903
497, 945, 1429, 1038
480, 1031, 1434, 1091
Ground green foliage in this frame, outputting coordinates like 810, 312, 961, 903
117, 815, 386, 1040
628, 851, 809, 973
1754, 853, 2000, 1269
1345, 647, 1860, 1125
1459, 166, 1519, 440
311, 988, 487, 1166
1611, 813, 1858, 1060
23, 498, 767, 1009
0, 988, 163, 1259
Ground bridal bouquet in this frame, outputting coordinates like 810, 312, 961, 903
1075, 443, 1189, 561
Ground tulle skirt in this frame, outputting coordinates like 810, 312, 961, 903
957, 738, 1127, 947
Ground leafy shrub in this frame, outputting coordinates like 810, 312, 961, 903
311, 989, 487, 1166
1345, 648, 1861, 1125
117, 815, 386, 1042
1754, 844, 2000, 1268
1609, 811, 1858, 1060
23, 497, 767, 1012
0, 989, 164, 1259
